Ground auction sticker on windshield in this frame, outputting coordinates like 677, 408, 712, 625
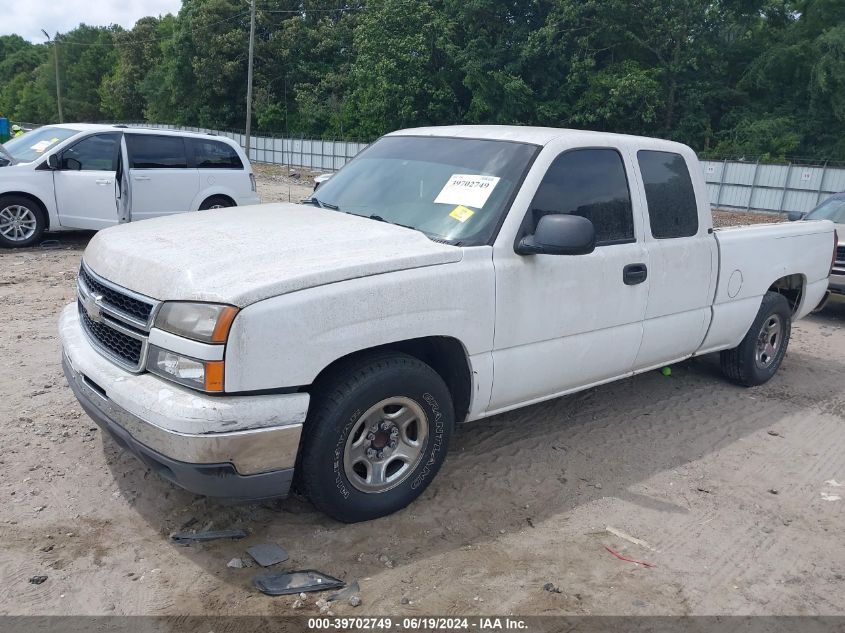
29, 140, 55, 153
435, 174, 500, 209
449, 205, 475, 223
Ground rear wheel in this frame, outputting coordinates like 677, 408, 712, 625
720, 291, 792, 387
0, 195, 45, 248
300, 352, 454, 523
198, 195, 235, 210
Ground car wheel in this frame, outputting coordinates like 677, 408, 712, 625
199, 196, 235, 210
720, 291, 792, 387
300, 351, 454, 523
0, 195, 45, 248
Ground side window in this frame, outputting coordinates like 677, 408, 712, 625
61, 133, 120, 171
529, 148, 634, 245
191, 139, 243, 169
126, 134, 188, 169
637, 150, 698, 239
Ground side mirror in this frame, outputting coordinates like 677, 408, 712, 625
516, 214, 596, 256
787, 211, 806, 222
314, 173, 332, 191
47, 154, 59, 170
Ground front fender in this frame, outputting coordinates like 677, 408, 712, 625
224, 248, 495, 393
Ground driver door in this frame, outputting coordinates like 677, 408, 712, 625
488, 144, 650, 413
53, 132, 122, 230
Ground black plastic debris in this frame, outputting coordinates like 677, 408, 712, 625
29, 576, 48, 585
170, 529, 247, 545
254, 570, 344, 596
247, 543, 289, 567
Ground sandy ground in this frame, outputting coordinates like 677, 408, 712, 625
0, 168, 843, 617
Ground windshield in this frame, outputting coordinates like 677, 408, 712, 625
3, 127, 79, 163
309, 136, 539, 244
806, 197, 845, 224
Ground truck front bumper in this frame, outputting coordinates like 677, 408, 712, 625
59, 304, 309, 501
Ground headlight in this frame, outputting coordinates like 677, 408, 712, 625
146, 345, 225, 392
154, 302, 238, 343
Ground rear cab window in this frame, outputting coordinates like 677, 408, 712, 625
190, 139, 243, 169
126, 134, 188, 169
637, 150, 699, 239
528, 148, 635, 246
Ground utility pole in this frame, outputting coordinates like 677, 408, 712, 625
244, 0, 256, 157
41, 29, 63, 123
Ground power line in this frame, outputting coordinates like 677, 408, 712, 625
49, 11, 251, 47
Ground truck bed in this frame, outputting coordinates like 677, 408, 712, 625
697, 220, 835, 354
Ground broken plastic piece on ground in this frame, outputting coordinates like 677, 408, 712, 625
247, 543, 289, 567
254, 570, 345, 596
29, 576, 48, 585
170, 528, 247, 545
326, 580, 360, 602
604, 545, 656, 568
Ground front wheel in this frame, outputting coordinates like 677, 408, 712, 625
299, 352, 454, 523
0, 195, 45, 248
720, 291, 792, 387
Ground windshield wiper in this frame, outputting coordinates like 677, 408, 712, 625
305, 197, 339, 210
366, 214, 416, 231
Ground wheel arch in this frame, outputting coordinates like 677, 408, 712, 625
768, 273, 805, 315
0, 191, 50, 229
199, 193, 236, 209
310, 336, 473, 423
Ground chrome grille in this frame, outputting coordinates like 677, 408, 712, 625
77, 263, 159, 372
79, 266, 153, 322
79, 301, 143, 365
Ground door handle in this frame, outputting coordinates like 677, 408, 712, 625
95, 179, 112, 185
134, 176, 152, 181
623, 263, 648, 286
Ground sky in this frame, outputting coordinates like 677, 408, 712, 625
1, 0, 183, 43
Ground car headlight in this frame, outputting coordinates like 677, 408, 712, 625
146, 345, 225, 392
154, 302, 238, 343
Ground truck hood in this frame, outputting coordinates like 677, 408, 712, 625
83, 203, 463, 306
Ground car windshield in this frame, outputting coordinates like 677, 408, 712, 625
806, 197, 845, 224
308, 136, 539, 245
2, 127, 79, 163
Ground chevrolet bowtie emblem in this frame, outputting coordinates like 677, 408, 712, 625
83, 292, 104, 323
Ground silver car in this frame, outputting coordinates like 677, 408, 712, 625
796, 193, 845, 302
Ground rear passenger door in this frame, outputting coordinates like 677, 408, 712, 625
631, 149, 717, 370
125, 134, 199, 221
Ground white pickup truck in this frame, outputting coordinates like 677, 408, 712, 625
59, 126, 837, 522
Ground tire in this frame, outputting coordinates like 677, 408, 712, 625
300, 352, 454, 523
720, 291, 792, 387
0, 195, 46, 248
198, 195, 235, 210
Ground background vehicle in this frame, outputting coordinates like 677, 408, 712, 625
59, 126, 837, 523
0, 124, 260, 248
791, 193, 845, 301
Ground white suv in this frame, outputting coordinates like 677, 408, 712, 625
0, 124, 260, 248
